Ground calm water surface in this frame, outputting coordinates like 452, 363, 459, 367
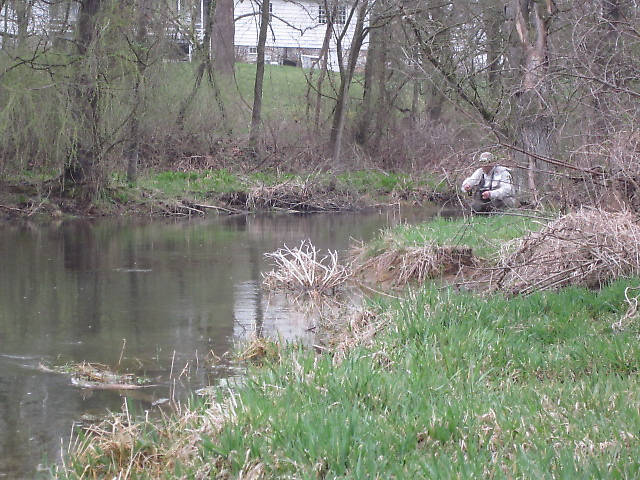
0, 207, 454, 478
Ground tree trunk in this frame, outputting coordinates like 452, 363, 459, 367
303, 9, 331, 127
507, 0, 555, 201
65, 0, 103, 193
329, 0, 368, 167
248, 0, 270, 156
355, 13, 381, 146
14, 0, 31, 49
591, 0, 621, 140
484, 1, 503, 88
211, 0, 234, 75
176, 0, 228, 135
126, 0, 151, 183
313, 15, 333, 131
425, 2, 450, 121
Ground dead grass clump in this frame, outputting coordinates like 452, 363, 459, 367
38, 361, 150, 390
58, 399, 231, 479
262, 240, 354, 295
355, 245, 475, 286
246, 180, 353, 212
327, 308, 391, 366
496, 208, 640, 295
237, 336, 282, 365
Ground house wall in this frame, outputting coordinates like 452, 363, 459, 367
234, 0, 367, 68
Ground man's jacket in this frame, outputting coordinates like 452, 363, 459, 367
461, 166, 514, 201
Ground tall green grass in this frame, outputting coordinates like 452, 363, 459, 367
204, 279, 640, 478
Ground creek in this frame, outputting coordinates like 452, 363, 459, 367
0, 207, 455, 478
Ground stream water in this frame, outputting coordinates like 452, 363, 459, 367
0, 207, 456, 478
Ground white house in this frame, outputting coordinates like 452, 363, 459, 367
0, 0, 366, 70
234, 0, 367, 71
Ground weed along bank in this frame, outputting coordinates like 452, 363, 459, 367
52, 210, 640, 478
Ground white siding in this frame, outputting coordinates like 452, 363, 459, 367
234, 0, 364, 51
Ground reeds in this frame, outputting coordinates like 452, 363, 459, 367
262, 240, 354, 295
496, 208, 640, 295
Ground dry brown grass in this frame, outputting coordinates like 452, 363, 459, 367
246, 179, 353, 212
262, 240, 354, 296
237, 336, 282, 365
495, 208, 640, 295
319, 307, 391, 366
58, 398, 232, 479
354, 244, 475, 286
38, 361, 150, 390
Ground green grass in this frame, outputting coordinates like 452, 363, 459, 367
134, 169, 244, 198
336, 170, 448, 194
117, 168, 447, 206
203, 279, 640, 478
337, 170, 412, 193
366, 215, 548, 259
233, 63, 364, 119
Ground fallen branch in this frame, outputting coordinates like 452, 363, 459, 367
612, 286, 640, 332
191, 202, 243, 215
0, 204, 24, 212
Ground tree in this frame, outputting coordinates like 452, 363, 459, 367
329, 0, 369, 167
248, 0, 270, 156
64, 0, 104, 194
505, 0, 556, 199
211, 0, 234, 75
125, 0, 152, 183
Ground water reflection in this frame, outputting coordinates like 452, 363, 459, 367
0, 207, 455, 477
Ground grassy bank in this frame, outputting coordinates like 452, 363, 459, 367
362, 214, 546, 259
55, 215, 640, 478
1, 168, 450, 219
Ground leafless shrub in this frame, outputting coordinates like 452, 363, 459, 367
496, 208, 640, 295
354, 244, 475, 286
262, 240, 354, 295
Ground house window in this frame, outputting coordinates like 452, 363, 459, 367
258, 1, 272, 24
249, 47, 257, 54
318, 4, 346, 25
318, 5, 327, 24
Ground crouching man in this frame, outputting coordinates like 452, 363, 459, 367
461, 152, 517, 212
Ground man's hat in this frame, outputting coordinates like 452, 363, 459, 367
478, 152, 495, 165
